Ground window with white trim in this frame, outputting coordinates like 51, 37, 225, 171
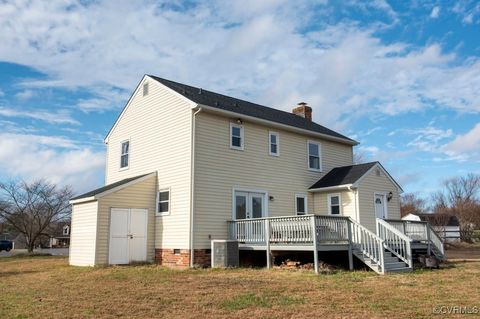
120, 140, 129, 169
269, 131, 279, 156
328, 193, 341, 215
157, 189, 170, 215
230, 123, 244, 150
308, 141, 321, 171
295, 194, 307, 215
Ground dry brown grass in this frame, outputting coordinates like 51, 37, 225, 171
1, 256, 479, 319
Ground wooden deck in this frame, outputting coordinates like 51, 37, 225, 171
227, 215, 445, 274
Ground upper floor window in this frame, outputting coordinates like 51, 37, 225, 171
120, 140, 129, 169
143, 82, 149, 96
295, 194, 307, 215
328, 193, 341, 215
157, 189, 170, 216
307, 141, 322, 171
269, 131, 279, 156
230, 123, 244, 150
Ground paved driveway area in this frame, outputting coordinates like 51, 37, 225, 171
0, 248, 69, 257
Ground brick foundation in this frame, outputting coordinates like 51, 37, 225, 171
155, 249, 211, 268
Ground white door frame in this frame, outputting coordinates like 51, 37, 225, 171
374, 192, 388, 219
109, 208, 148, 264
232, 187, 268, 219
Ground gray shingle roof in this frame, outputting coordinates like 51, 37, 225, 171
309, 162, 378, 189
149, 76, 357, 144
71, 174, 150, 201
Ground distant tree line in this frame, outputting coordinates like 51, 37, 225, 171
401, 173, 480, 242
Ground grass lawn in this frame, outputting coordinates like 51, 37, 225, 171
1, 257, 479, 319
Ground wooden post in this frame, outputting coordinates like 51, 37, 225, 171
347, 220, 353, 270
265, 219, 271, 269
311, 215, 319, 274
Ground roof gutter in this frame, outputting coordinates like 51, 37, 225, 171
308, 184, 355, 193
189, 106, 202, 268
197, 104, 359, 146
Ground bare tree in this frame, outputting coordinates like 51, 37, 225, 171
0, 180, 73, 252
432, 174, 480, 242
400, 193, 426, 217
353, 151, 366, 164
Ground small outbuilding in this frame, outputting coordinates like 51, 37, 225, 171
69, 173, 157, 266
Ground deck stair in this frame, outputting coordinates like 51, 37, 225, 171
349, 218, 412, 274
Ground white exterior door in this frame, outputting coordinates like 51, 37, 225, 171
374, 194, 386, 219
109, 208, 148, 264
234, 191, 265, 219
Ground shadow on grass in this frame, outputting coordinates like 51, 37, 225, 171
220, 292, 305, 311
0, 270, 40, 277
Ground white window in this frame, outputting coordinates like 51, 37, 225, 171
157, 189, 170, 216
230, 123, 244, 150
307, 140, 322, 171
328, 193, 341, 215
143, 82, 149, 96
63, 225, 70, 236
269, 131, 279, 156
295, 194, 307, 215
120, 140, 129, 169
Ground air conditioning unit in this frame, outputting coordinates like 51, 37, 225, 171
211, 239, 239, 268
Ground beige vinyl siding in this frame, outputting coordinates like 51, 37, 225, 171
193, 111, 353, 248
96, 176, 157, 264
70, 201, 98, 266
313, 190, 357, 220
105, 77, 193, 249
357, 168, 401, 232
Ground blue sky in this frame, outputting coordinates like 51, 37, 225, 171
0, 0, 479, 200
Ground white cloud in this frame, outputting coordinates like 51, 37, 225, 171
0, 107, 79, 125
406, 126, 453, 152
0, 133, 105, 193
430, 6, 440, 18
442, 122, 480, 161
15, 89, 36, 100
0, 1, 478, 130
0, 89, 4, 97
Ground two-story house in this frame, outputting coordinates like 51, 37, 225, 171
69, 75, 444, 274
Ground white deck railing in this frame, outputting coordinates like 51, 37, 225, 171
350, 219, 385, 273
376, 219, 412, 268
383, 219, 444, 259
228, 215, 350, 245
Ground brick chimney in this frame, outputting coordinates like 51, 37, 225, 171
292, 102, 312, 121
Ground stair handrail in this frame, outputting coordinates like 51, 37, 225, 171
348, 218, 385, 274
427, 224, 445, 258
376, 218, 413, 268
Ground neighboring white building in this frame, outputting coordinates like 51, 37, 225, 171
69, 75, 427, 273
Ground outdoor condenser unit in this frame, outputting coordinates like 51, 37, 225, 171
211, 239, 239, 268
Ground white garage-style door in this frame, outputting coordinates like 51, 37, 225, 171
109, 208, 148, 265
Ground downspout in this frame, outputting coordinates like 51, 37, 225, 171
350, 186, 359, 222
189, 107, 202, 267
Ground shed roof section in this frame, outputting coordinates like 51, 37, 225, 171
71, 173, 153, 201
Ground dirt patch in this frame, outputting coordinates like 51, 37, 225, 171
446, 242, 480, 260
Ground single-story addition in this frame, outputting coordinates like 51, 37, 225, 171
69, 75, 444, 274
